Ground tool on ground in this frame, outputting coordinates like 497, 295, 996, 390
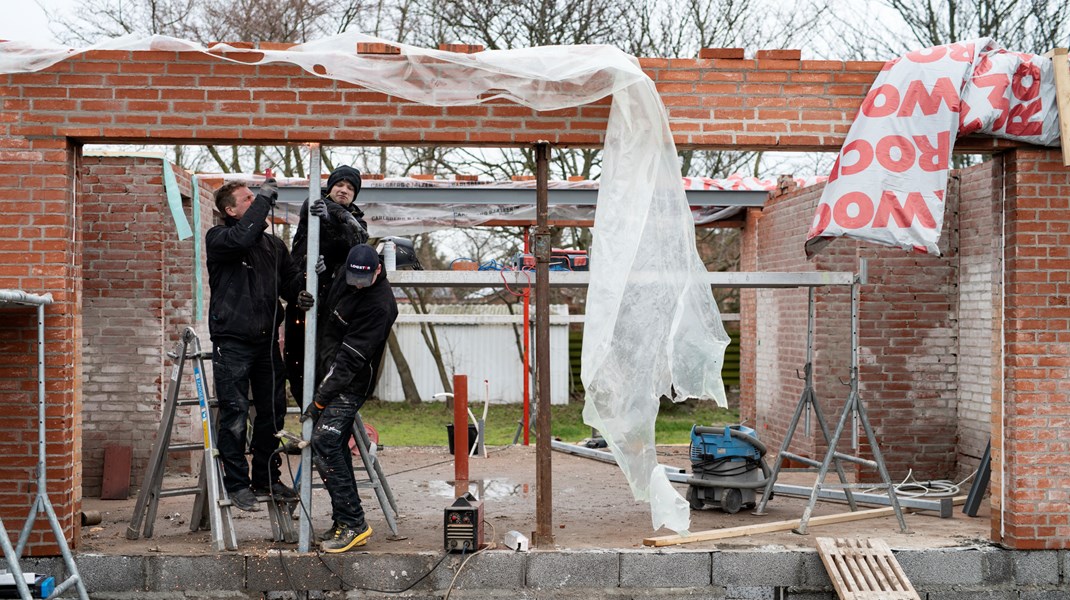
444, 492, 484, 552
683, 424, 771, 514
127, 327, 237, 551
0, 572, 54, 599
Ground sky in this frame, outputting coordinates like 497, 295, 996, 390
0, 0, 78, 46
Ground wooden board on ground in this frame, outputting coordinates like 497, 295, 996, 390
641, 496, 967, 547
816, 537, 920, 600
643, 505, 906, 547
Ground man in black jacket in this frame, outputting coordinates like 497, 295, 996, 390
301, 244, 398, 553
207, 179, 314, 512
284, 165, 369, 405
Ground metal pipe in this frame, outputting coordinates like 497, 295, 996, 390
534, 142, 553, 546
454, 374, 469, 484
523, 229, 531, 446
298, 144, 322, 552
0, 290, 53, 305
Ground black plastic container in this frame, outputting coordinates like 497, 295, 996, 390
445, 423, 479, 455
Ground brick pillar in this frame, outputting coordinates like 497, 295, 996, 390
996, 147, 1070, 549
0, 137, 82, 555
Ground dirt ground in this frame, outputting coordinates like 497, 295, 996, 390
81, 443, 991, 556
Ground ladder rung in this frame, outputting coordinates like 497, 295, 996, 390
168, 443, 202, 452
158, 487, 202, 498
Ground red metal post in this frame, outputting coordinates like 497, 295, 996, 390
453, 374, 469, 484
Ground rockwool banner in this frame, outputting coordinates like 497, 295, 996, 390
805, 39, 1060, 257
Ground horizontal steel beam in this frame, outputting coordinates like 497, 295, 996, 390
394, 313, 740, 324
264, 185, 769, 208
387, 270, 855, 289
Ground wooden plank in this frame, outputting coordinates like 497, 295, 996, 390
643, 505, 905, 547
816, 537, 920, 600
1046, 48, 1070, 166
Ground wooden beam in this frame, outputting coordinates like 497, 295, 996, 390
1045, 48, 1070, 166
641, 497, 967, 547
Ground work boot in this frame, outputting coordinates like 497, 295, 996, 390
320, 523, 372, 553
318, 521, 342, 542
252, 482, 298, 502
228, 487, 261, 512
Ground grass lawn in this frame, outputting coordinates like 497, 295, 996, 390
346, 398, 740, 447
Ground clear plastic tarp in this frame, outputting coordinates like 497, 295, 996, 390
1, 33, 731, 533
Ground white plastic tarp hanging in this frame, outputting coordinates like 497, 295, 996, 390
0, 33, 731, 534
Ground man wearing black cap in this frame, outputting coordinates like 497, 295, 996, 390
300, 244, 398, 552
206, 179, 315, 512
285, 165, 370, 405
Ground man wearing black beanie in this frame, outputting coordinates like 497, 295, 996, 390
284, 165, 369, 405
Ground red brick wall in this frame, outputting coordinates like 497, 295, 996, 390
997, 148, 1070, 549
743, 175, 961, 483
80, 156, 211, 498
0, 44, 1050, 552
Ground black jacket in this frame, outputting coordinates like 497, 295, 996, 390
316, 270, 398, 402
291, 197, 370, 325
206, 194, 304, 343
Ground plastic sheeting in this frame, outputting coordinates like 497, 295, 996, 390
0, 32, 730, 534
806, 39, 1060, 257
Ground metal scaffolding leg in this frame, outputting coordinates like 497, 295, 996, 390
754, 287, 857, 516
794, 271, 908, 534
6, 302, 90, 600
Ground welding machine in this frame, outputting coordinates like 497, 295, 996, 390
0, 572, 54, 599
684, 425, 771, 514
444, 492, 484, 552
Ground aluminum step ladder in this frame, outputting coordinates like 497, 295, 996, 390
754, 267, 908, 535
126, 327, 237, 551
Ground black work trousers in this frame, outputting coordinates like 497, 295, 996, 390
212, 338, 287, 493
310, 393, 367, 528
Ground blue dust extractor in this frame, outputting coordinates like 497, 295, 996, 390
684, 424, 771, 514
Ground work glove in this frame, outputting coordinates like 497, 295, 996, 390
310, 198, 331, 223
295, 290, 315, 311
301, 396, 325, 423
315, 255, 326, 275
258, 177, 278, 207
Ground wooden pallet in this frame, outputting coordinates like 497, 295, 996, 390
816, 537, 920, 600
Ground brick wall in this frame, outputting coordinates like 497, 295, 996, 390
997, 148, 1070, 549
80, 156, 212, 498
956, 160, 999, 478
0, 44, 1054, 551
743, 174, 961, 482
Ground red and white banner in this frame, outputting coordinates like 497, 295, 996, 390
806, 39, 1060, 257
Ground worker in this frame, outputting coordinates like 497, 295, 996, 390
284, 165, 369, 405
301, 244, 398, 552
206, 178, 315, 511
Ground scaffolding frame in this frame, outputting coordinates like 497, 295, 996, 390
0, 290, 90, 600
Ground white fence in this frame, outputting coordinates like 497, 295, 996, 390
375, 304, 572, 404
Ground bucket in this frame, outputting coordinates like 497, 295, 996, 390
445, 423, 479, 456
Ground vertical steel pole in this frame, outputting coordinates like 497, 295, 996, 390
533, 142, 554, 546
522, 229, 531, 446
298, 144, 322, 552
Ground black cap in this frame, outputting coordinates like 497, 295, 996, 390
326, 165, 362, 197
345, 244, 379, 287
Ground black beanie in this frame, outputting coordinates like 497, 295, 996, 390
325, 165, 362, 197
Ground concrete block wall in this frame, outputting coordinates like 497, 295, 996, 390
18, 547, 1070, 598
